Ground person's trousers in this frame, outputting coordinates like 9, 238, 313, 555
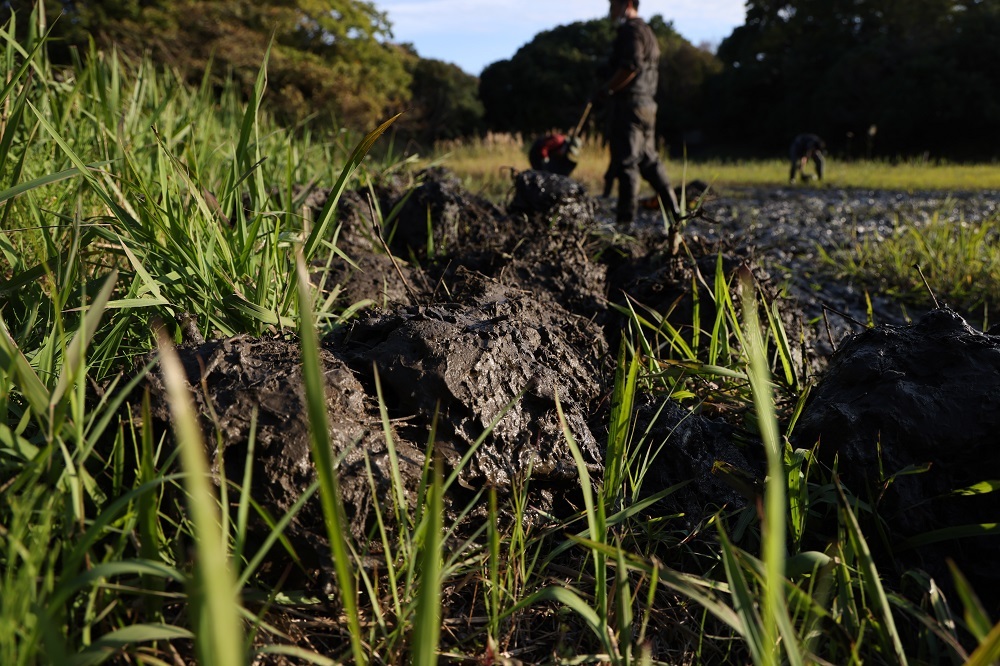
609, 100, 674, 223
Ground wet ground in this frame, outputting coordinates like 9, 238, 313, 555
136, 172, 1000, 657
678, 185, 1000, 353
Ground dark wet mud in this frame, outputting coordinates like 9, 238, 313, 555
137, 170, 1000, 616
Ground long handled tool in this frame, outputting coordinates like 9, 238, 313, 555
568, 101, 592, 140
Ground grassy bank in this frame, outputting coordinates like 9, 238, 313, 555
427, 134, 1000, 200
4, 14, 1000, 665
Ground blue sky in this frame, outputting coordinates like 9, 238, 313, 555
377, 0, 748, 75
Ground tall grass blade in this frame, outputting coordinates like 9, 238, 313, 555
0, 313, 50, 412
487, 488, 501, 641
0, 162, 113, 207
137, 392, 165, 616
717, 523, 766, 665
68, 623, 194, 666
27, 101, 137, 226
555, 390, 610, 654
235, 37, 271, 197
50, 270, 116, 407
156, 329, 245, 666
948, 561, 993, 643
836, 480, 908, 665
896, 524, 1000, 551
254, 645, 340, 665
606, 337, 639, 502
964, 620, 1000, 666
294, 251, 366, 665
301, 113, 401, 262
614, 541, 634, 663
412, 455, 443, 666
0, 19, 49, 106
739, 269, 803, 666
373, 368, 410, 530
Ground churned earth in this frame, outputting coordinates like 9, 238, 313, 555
137, 170, 1000, 660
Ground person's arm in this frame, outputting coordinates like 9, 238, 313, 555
593, 68, 637, 101
598, 67, 638, 97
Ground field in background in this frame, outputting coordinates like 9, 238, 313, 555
424, 133, 1000, 201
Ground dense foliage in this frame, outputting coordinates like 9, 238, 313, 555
478, 17, 721, 154
707, 0, 1000, 159
4, 0, 996, 159
0, 0, 483, 140
479, 20, 616, 135
398, 51, 485, 144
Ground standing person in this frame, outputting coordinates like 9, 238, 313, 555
593, 0, 680, 226
789, 133, 826, 183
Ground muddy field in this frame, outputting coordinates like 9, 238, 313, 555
141, 170, 1000, 657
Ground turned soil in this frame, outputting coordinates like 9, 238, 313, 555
138, 169, 1000, 658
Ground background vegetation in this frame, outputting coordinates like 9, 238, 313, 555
709, 0, 1000, 159
3, 0, 997, 161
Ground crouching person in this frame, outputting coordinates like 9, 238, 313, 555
528, 133, 581, 176
789, 133, 826, 183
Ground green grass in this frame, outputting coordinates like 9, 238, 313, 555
820, 211, 1000, 325
4, 13, 1000, 665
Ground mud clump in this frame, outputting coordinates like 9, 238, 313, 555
389, 166, 509, 261
139, 335, 423, 564
138, 168, 757, 550
794, 308, 1000, 606
334, 269, 605, 490
509, 169, 598, 225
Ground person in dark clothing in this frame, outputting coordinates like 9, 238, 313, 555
601, 161, 617, 198
528, 133, 581, 176
789, 133, 826, 183
593, 0, 679, 225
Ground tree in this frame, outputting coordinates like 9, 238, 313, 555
1, 0, 413, 130
479, 20, 614, 136
399, 55, 484, 145
705, 0, 1000, 159
478, 17, 721, 152
648, 16, 722, 154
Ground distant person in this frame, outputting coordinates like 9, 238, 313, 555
789, 133, 826, 183
592, 0, 680, 226
528, 133, 581, 176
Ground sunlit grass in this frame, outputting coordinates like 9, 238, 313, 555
821, 209, 1000, 324
427, 134, 1000, 201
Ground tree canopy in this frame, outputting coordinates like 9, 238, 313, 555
708, 0, 1000, 158
478, 17, 721, 153
2, 0, 414, 129
5, 0, 997, 159
403, 55, 484, 143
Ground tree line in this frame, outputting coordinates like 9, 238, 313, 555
3, 0, 997, 160
0, 0, 484, 144
709, 0, 1000, 160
